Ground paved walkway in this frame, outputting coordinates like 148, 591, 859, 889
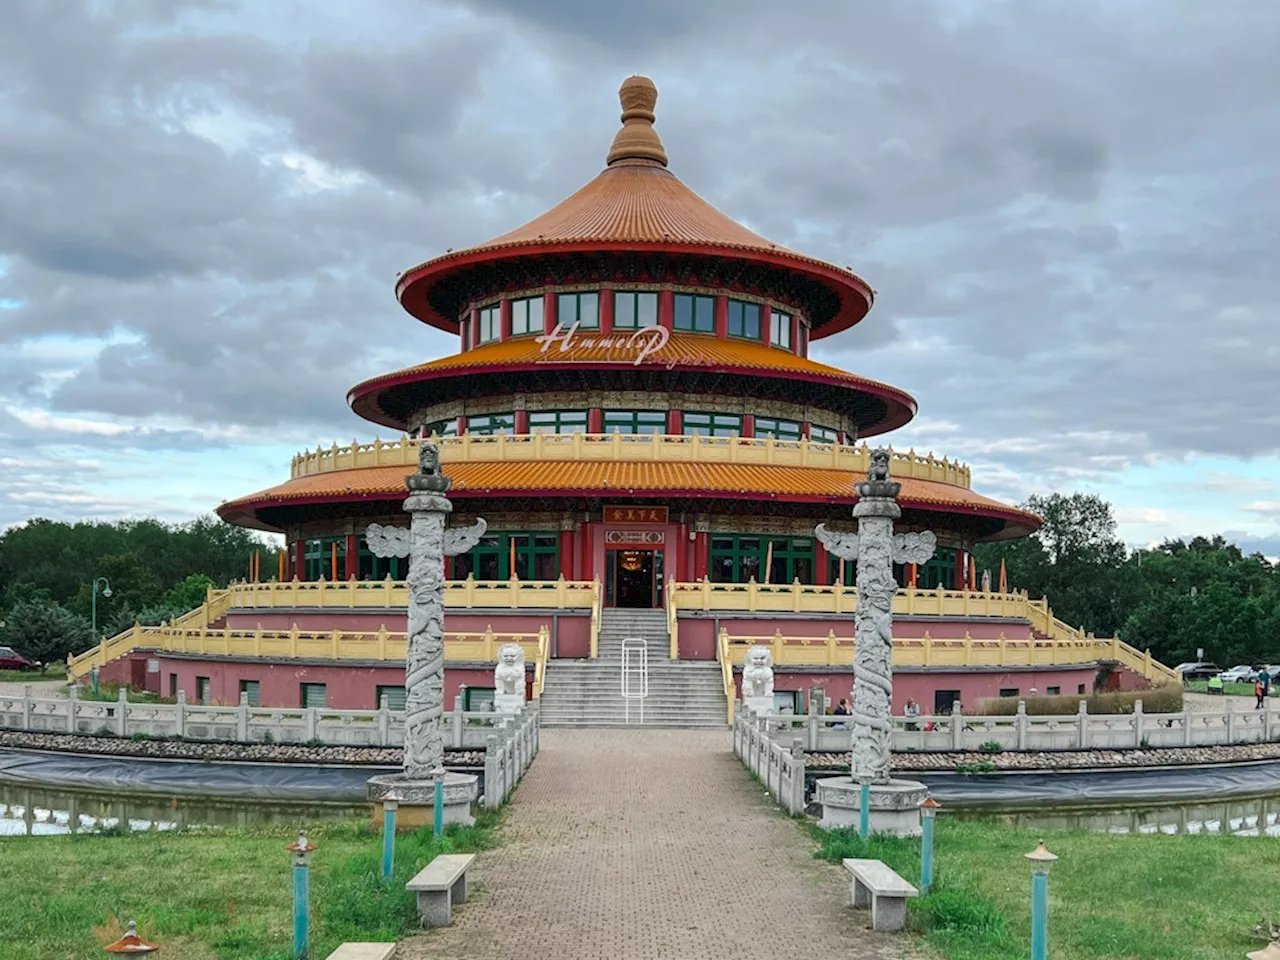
400, 729, 922, 960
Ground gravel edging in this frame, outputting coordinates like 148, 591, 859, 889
0, 729, 482, 767
800, 741, 1280, 771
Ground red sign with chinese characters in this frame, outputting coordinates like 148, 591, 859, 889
605, 530, 665, 545
603, 506, 668, 524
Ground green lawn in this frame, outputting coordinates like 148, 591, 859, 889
1185, 680, 1269, 697
0, 669, 65, 684
0, 814, 498, 959
815, 819, 1279, 959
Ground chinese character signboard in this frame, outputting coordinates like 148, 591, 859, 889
603, 506, 669, 524
604, 530, 665, 545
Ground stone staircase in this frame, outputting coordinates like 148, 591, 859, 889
538, 608, 728, 727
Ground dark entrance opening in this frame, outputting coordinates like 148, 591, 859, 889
607, 548, 660, 608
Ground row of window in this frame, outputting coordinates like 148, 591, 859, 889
462, 290, 803, 351
421, 410, 842, 440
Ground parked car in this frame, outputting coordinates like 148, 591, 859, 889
1219, 665, 1259, 684
0, 646, 41, 672
1173, 662, 1222, 684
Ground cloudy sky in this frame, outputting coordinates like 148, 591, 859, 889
2, 0, 1277, 554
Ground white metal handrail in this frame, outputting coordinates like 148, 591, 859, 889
621, 637, 649, 725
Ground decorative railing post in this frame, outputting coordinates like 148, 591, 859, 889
376, 695, 390, 746
175, 690, 186, 738
1133, 699, 1144, 747
67, 685, 79, 734
237, 692, 250, 742
303, 706, 317, 741
116, 688, 128, 737
484, 734, 499, 809
789, 739, 806, 815
21, 685, 31, 730
951, 700, 964, 750
452, 694, 464, 748
1015, 700, 1028, 750
1077, 700, 1089, 749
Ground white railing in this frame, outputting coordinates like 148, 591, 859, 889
621, 638, 649, 725
733, 698, 1280, 753
482, 703, 540, 808
0, 686, 542, 751
732, 713, 807, 815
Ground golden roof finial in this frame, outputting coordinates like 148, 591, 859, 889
606, 75, 668, 167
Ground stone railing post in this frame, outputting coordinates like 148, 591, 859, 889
1265, 701, 1274, 742
484, 734, 499, 809
67, 685, 79, 734
505, 726, 517, 796
175, 690, 187, 738
116, 688, 129, 737
237, 692, 250, 742
807, 702, 819, 751
452, 694, 465, 748
1183, 707, 1194, 746
1133, 699, 1144, 747
1015, 700, 1028, 750
1077, 700, 1089, 749
790, 739, 806, 815
304, 706, 317, 741
376, 695, 390, 746
21, 686, 32, 730
1225, 704, 1235, 744
951, 700, 964, 750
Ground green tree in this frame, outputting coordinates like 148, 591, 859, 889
0, 599, 95, 666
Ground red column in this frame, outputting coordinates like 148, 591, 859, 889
658, 289, 674, 330
814, 539, 829, 585
693, 531, 709, 580
675, 523, 688, 580
667, 409, 682, 434
444, 556, 453, 579
741, 414, 755, 438
499, 298, 512, 341
600, 287, 614, 334
469, 307, 479, 348
762, 307, 772, 345
293, 540, 305, 580
714, 295, 728, 338
559, 529, 575, 579
581, 522, 594, 582
345, 534, 358, 580
588, 407, 604, 433
790, 313, 800, 354
543, 291, 557, 334
456, 415, 467, 436
515, 409, 529, 434
800, 421, 811, 439
954, 549, 966, 590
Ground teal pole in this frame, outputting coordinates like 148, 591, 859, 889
1025, 840, 1057, 960
287, 832, 316, 959
91, 666, 100, 698
859, 781, 870, 839
381, 799, 398, 881
433, 779, 444, 837
919, 797, 940, 893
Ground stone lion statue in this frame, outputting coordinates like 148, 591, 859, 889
741, 645, 775, 699
493, 643, 525, 697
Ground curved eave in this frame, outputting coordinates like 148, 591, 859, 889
395, 240, 874, 340
347, 358, 916, 437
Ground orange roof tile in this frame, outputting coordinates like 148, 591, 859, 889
218, 461, 1038, 540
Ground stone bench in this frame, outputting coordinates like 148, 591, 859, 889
843, 858, 918, 932
406, 853, 475, 927
324, 945, 396, 960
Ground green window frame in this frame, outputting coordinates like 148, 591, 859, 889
770, 309, 793, 349
239, 679, 260, 707
754, 417, 802, 441
304, 536, 346, 581
465, 687, 495, 711
422, 418, 458, 438
466, 413, 515, 436
710, 535, 815, 584
358, 535, 406, 580
810, 424, 839, 443
683, 412, 741, 437
558, 291, 599, 329
603, 410, 667, 435
674, 293, 715, 332
196, 676, 211, 705
529, 410, 588, 434
452, 531, 560, 581
300, 683, 327, 708
510, 296, 544, 336
376, 685, 406, 710
727, 299, 762, 339
477, 304, 500, 344
613, 291, 659, 329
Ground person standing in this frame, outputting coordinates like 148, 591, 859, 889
1256, 677, 1267, 709
1260, 667, 1272, 698
904, 697, 920, 731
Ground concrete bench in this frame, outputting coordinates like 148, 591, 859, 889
324, 945, 396, 960
406, 853, 475, 927
843, 858, 918, 932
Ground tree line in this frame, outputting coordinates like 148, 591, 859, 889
974, 493, 1280, 669
0, 517, 279, 667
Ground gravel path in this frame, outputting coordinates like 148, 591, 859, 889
399, 728, 922, 960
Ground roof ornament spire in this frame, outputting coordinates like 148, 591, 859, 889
606, 75, 668, 168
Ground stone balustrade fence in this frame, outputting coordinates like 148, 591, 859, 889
733, 711, 807, 815
483, 703, 539, 809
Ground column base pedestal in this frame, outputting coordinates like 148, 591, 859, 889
814, 776, 928, 837
367, 772, 479, 829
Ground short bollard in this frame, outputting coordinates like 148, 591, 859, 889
433, 779, 444, 838
381, 798, 398, 881
91, 665, 100, 698
919, 797, 940, 893
1025, 839, 1058, 960
859, 780, 870, 839
104, 919, 158, 954
286, 832, 317, 960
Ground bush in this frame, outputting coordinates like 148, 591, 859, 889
975, 682, 1182, 716
977, 741, 1003, 753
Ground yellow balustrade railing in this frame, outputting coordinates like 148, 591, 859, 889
588, 580, 601, 659
224, 576, 597, 610
68, 623, 550, 681
290, 434, 972, 488
532, 627, 550, 697
676, 580, 1175, 684
717, 627, 736, 725
665, 581, 679, 660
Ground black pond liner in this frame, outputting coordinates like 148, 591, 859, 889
0, 747, 484, 804
804, 758, 1280, 809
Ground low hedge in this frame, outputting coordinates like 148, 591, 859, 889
974, 683, 1183, 716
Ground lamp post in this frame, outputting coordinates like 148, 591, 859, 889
1025, 839, 1058, 960
91, 577, 113, 641
380, 796, 398, 881
919, 797, 940, 893
286, 832, 317, 959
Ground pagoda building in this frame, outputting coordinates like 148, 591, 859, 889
218, 75, 1038, 610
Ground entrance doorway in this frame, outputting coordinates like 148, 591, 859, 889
606, 548, 662, 608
